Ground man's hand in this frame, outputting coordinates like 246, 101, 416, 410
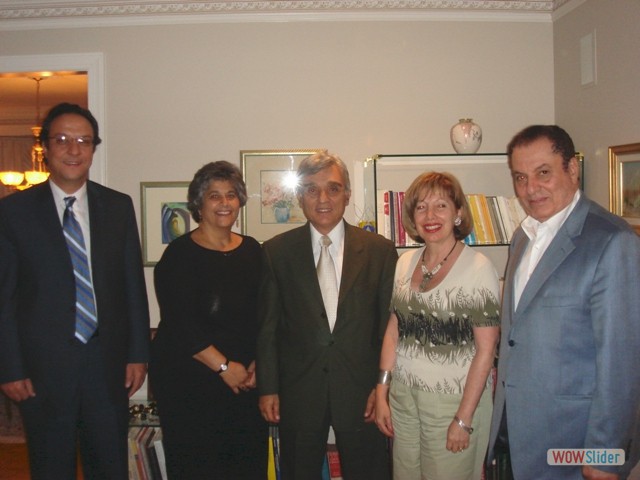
582, 466, 619, 480
239, 360, 257, 391
0, 379, 35, 402
363, 388, 376, 423
259, 394, 280, 423
125, 363, 147, 398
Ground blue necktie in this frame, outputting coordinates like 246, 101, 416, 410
63, 196, 98, 343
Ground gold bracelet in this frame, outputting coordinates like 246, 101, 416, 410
378, 370, 392, 385
454, 416, 474, 434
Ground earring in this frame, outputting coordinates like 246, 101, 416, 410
454, 217, 462, 226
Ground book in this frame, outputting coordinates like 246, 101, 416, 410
487, 196, 507, 244
145, 428, 162, 480
378, 190, 392, 241
326, 444, 343, 480
136, 425, 151, 480
394, 191, 404, 247
476, 194, 498, 244
128, 427, 141, 480
466, 194, 488, 244
152, 429, 168, 480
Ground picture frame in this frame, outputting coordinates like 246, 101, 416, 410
241, 149, 323, 242
609, 142, 640, 234
140, 181, 193, 266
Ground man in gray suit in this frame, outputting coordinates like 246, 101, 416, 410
488, 125, 640, 479
257, 151, 397, 479
0, 103, 150, 479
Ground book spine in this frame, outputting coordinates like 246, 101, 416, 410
326, 444, 343, 480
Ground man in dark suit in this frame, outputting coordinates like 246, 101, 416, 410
257, 151, 397, 479
487, 125, 640, 479
0, 103, 150, 479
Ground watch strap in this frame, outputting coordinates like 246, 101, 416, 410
216, 359, 229, 374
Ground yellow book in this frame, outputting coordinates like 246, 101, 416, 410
466, 194, 487, 244
477, 194, 498, 244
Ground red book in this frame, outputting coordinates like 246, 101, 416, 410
326, 444, 342, 479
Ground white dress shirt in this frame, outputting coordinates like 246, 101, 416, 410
513, 189, 581, 309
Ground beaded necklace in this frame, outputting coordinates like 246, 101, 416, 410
419, 241, 458, 292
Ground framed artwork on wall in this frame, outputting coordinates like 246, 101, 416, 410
241, 149, 323, 242
140, 181, 193, 266
609, 142, 640, 234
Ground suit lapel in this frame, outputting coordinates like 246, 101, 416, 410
296, 224, 326, 307
338, 222, 363, 306
515, 196, 588, 315
503, 228, 528, 326
86, 182, 105, 282
36, 183, 69, 255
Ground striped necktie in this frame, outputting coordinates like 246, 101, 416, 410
63, 196, 98, 343
317, 235, 338, 331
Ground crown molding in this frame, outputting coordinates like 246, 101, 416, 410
0, 1, 559, 29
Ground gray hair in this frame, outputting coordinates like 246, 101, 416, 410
295, 151, 351, 195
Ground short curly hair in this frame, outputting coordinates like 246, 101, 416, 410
187, 161, 247, 223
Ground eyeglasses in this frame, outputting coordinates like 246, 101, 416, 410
300, 183, 345, 199
48, 134, 94, 148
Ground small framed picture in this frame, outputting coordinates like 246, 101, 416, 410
140, 181, 194, 266
609, 142, 640, 234
241, 149, 323, 242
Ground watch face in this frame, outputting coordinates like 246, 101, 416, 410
220, 363, 228, 372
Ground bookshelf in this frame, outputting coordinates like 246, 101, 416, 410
354, 153, 517, 275
128, 401, 166, 480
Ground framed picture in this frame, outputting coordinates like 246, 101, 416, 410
609, 142, 640, 233
241, 149, 323, 242
140, 181, 193, 266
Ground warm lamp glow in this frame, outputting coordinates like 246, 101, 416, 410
0, 171, 25, 186
0, 77, 50, 191
24, 171, 49, 185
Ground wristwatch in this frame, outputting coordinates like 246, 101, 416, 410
217, 359, 229, 374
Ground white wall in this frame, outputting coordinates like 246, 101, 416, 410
0, 17, 554, 324
554, 0, 640, 207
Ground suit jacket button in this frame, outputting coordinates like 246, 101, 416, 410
508, 340, 515, 347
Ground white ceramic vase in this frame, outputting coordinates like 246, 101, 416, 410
450, 118, 482, 154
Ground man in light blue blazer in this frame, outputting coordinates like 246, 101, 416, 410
487, 125, 640, 479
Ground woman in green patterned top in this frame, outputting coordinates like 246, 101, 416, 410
375, 171, 500, 480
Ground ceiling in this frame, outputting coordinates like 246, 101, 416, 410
0, 0, 568, 22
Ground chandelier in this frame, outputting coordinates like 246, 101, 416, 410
0, 77, 50, 190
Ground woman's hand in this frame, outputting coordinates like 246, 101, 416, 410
374, 385, 394, 438
446, 418, 470, 453
219, 361, 249, 394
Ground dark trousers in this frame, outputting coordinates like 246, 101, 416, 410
487, 407, 514, 480
279, 422, 390, 480
19, 336, 129, 480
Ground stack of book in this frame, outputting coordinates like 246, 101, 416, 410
376, 190, 422, 247
268, 425, 343, 480
376, 190, 526, 247
128, 426, 167, 480
464, 194, 527, 245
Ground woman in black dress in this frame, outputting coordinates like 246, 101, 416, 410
149, 161, 267, 479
